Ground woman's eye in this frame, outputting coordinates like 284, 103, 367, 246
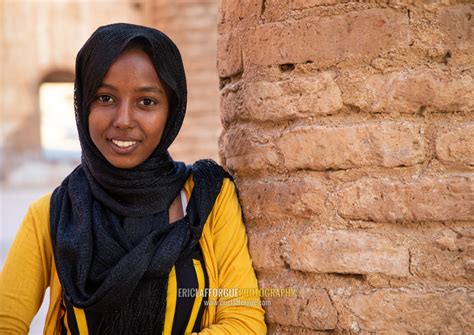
140, 98, 156, 107
97, 95, 113, 103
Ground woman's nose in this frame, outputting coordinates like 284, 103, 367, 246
113, 101, 135, 129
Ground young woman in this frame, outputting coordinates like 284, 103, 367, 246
0, 23, 266, 334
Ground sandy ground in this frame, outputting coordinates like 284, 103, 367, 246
1, 184, 53, 334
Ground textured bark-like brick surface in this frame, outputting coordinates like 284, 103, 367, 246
217, 32, 243, 77
265, 288, 338, 330
337, 288, 474, 333
219, 0, 474, 333
436, 123, 474, 166
285, 230, 410, 276
278, 122, 425, 170
340, 69, 474, 114
336, 175, 474, 222
240, 177, 327, 220
242, 73, 343, 121
247, 8, 409, 66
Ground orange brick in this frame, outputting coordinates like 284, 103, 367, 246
336, 175, 474, 222
246, 8, 409, 66
340, 69, 474, 114
436, 123, 474, 166
337, 288, 474, 332
286, 230, 410, 276
278, 121, 425, 170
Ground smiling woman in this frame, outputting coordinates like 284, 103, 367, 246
88, 46, 170, 169
0, 23, 266, 335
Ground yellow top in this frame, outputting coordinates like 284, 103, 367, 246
0, 176, 267, 334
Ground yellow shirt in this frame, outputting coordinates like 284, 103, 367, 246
0, 176, 267, 334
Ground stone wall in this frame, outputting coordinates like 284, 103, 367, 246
217, 1, 474, 333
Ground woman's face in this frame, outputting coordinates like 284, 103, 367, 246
88, 48, 169, 169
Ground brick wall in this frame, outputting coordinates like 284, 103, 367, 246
218, 1, 474, 333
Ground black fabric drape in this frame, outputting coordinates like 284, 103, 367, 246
49, 23, 228, 334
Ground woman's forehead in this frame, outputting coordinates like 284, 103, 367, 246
97, 48, 168, 95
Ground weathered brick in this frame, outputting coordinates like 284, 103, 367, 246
410, 228, 474, 281
265, 287, 337, 330
436, 123, 474, 166
239, 177, 327, 220
284, 230, 410, 276
220, 126, 280, 174
335, 288, 474, 333
290, 0, 339, 9
266, 324, 326, 334
246, 8, 409, 66
221, 121, 427, 174
465, 259, 474, 273
432, 228, 460, 251
337, 175, 474, 222
218, 0, 261, 28
340, 69, 474, 114
221, 73, 343, 124
246, 225, 286, 270
220, 87, 242, 128
278, 121, 425, 171
242, 72, 343, 121
217, 32, 243, 77
438, 4, 474, 49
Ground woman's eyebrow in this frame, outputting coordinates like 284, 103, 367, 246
134, 86, 165, 94
98, 83, 164, 95
98, 83, 118, 91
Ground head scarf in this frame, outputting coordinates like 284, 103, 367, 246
49, 23, 227, 334
76, 22, 190, 216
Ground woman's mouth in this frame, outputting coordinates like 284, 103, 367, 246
112, 139, 137, 148
109, 139, 139, 154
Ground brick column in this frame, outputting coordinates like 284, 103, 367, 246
218, 1, 474, 333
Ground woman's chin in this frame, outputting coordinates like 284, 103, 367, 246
106, 156, 142, 169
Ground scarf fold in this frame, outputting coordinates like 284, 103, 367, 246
49, 23, 229, 334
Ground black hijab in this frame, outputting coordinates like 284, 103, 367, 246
50, 23, 227, 334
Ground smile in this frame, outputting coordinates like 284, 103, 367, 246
111, 139, 137, 148
108, 138, 140, 154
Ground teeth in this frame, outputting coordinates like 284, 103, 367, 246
112, 139, 137, 148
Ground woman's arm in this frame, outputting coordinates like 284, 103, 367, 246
0, 196, 52, 334
198, 178, 267, 335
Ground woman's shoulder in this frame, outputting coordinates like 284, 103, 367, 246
29, 191, 53, 213
24, 191, 54, 228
